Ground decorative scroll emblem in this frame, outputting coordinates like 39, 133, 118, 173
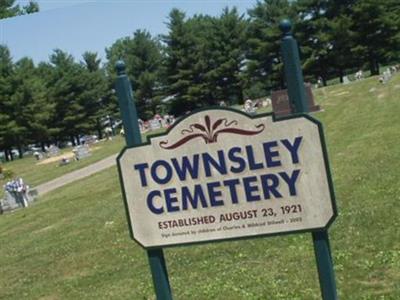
159, 115, 265, 149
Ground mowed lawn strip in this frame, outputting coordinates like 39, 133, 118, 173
0, 130, 165, 198
0, 75, 399, 299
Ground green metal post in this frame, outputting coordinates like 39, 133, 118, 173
280, 20, 338, 300
115, 60, 173, 300
280, 19, 309, 114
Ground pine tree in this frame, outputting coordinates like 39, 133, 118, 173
9, 57, 54, 157
0, 0, 39, 19
295, 0, 334, 85
163, 9, 198, 115
47, 50, 89, 145
0, 45, 16, 160
106, 30, 163, 120
81, 51, 109, 139
247, 0, 295, 95
206, 7, 247, 105
351, 0, 400, 75
164, 8, 247, 113
325, 0, 357, 82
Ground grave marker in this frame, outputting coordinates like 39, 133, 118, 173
271, 83, 320, 117
47, 145, 60, 157
73, 145, 91, 160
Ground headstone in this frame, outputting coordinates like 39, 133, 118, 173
355, 70, 363, 81
382, 68, 392, 84
73, 144, 91, 160
104, 127, 113, 140
33, 151, 43, 160
149, 119, 161, 130
262, 97, 272, 107
1, 178, 34, 213
163, 115, 175, 128
138, 119, 145, 132
271, 83, 320, 117
317, 77, 323, 87
82, 135, 97, 145
47, 145, 60, 157
342, 76, 350, 85
243, 99, 257, 115
271, 89, 293, 116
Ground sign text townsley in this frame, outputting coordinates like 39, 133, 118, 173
118, 109, 336, 248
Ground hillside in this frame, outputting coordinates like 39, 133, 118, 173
0, 74, 399, 299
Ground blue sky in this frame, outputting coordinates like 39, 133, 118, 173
1, 0, 257, 64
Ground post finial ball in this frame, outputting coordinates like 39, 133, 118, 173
115, 60, 126, 75
279, 19, 292, 35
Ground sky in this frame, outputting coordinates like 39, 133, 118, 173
1, 0, 257, 64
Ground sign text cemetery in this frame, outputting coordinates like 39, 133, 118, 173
118, 109, 336, 248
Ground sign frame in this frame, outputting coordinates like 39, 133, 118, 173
116, 107, 337, 249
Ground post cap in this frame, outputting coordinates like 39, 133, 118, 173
115, 60, 126, 75
279, 19, 292, 36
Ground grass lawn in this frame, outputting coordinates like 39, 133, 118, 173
1, 136, 124, 187
0, 74, 399, 299
0, 130, 165, 197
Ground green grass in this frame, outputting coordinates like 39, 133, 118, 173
0, 130, 165, 197
0, 75, 400, 299
1, 137, 124, 186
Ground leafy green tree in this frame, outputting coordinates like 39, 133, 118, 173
81, 51, 110, 139
46, 50, 90, 145
106, 30, 164, 120
0, 0, 39, 19
325, 0, 357, 82
172, 13, 216, 109
207, 7, 247, 105
0, 45, 16, 160
9, 58, 54, 157
82, 51, 101, 72
164, 8, 247, 114
246, 0, 295, 95
163, 9, 198, 114
351, 0, 400, 75
294, 0, 335, 85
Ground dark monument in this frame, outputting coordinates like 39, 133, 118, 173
271, 83, 320, 116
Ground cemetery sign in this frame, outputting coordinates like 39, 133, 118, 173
117, 108, 336, 248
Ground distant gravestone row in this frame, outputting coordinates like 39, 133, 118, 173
342, 65, 399, 86
138, 115, 176, 132
1, 144, 92, 213
33, 145, 60, 161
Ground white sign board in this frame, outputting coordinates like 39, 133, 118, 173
117, 109, 336, 248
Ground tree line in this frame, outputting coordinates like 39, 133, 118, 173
1, 0, 399, 160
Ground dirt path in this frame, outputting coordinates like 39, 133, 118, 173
35, 154, 118, 196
